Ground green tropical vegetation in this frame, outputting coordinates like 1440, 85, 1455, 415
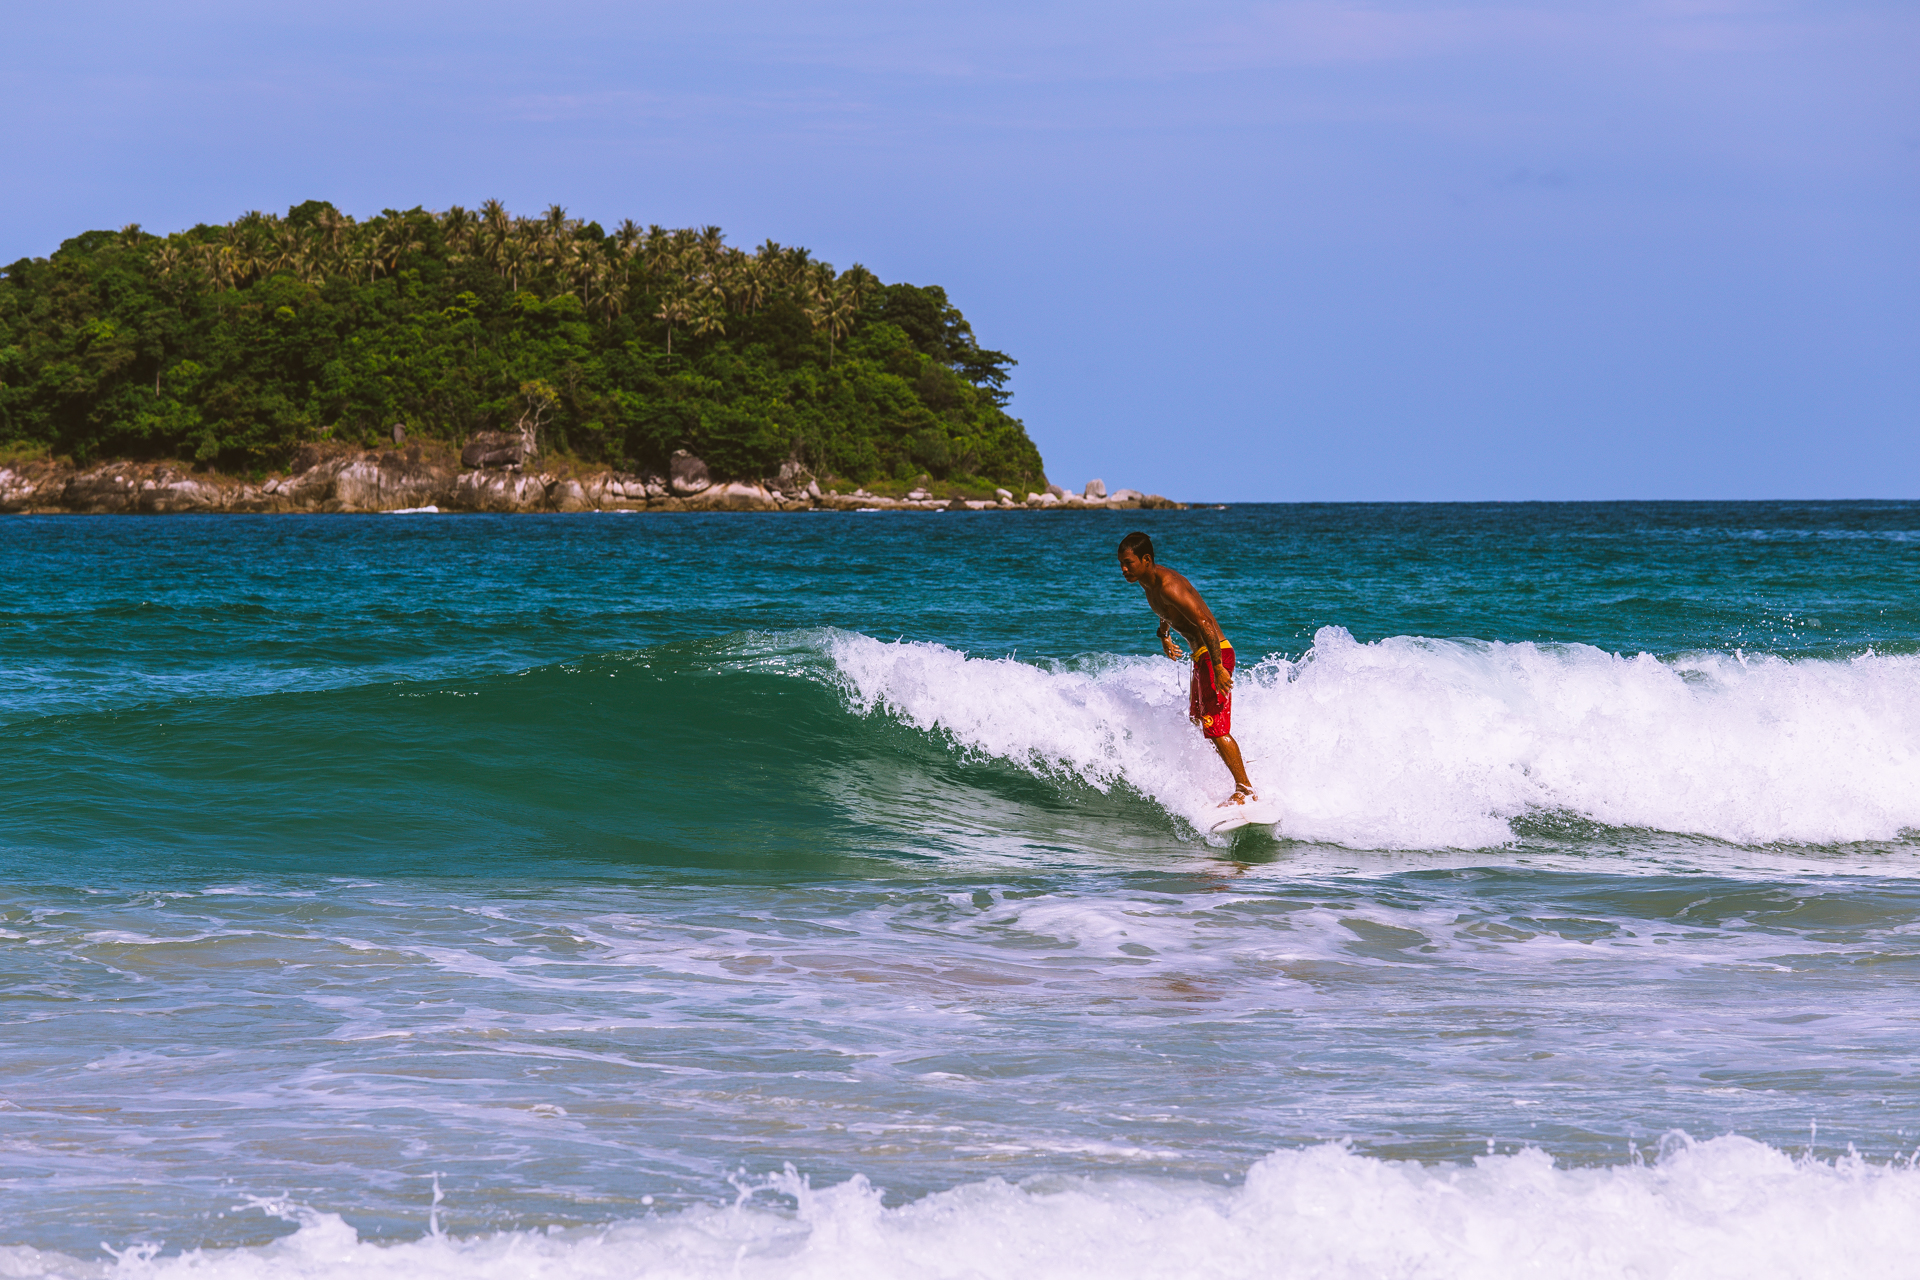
0, 201, 1047, 486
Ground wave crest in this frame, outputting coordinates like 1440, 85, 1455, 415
16, 1137, 1918, 1279
829, 628, 1920, 848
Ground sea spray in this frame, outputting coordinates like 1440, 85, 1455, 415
829, 628, 1920, 847
10, 1139, 1919, 1280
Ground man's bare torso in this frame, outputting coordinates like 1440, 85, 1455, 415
1139, 566, 1225, 653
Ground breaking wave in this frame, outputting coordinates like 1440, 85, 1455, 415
830, 627, 1920, 848
10, 1138, 1917, 1279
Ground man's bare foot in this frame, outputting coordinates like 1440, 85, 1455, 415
1220, 783, 1257, 807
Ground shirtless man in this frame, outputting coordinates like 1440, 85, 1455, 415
1117, 531, 1257, 806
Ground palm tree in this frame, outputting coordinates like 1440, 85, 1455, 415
289, 234, 325, 285
734, 257, 768, 314
584, 250, 627, 326
642, 224, 672, 276
379, 211, 426, 272
801, 263, 832, 355
441, 206, 475, 260
781, 246, 814, 291
798, 264, 867, 366
151, 236, 205, 305
196, 241, 235, 291
840, 263, 877, 310
501, 237, 530, 292
553, 236, 587, 294
223, 224, 265, 287
349, 237, 380, 284
368, 220, 399, 277
314, 207, 352, 276
690, 294, 727, 339
477, 200, 512, 279
655, 290, 692, 360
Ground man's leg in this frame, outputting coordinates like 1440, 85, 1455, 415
1212, 734, 1254, 802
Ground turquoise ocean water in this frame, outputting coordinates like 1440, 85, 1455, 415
3, 503, 1920, 1277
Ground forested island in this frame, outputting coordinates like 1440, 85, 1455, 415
0, 201, 1072, 509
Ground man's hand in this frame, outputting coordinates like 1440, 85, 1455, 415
1162, 634, 1186, 661
1214, 658, 1232, 693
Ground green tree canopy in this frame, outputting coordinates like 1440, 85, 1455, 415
0, 203, 1047, 487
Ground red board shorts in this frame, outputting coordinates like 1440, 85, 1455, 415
1189, 642, 1235, 739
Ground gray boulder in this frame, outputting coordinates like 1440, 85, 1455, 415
1084, 479, 1107, 500
334, 450, 450, 511
139, 467, 226, 514
61, 468, 141, 513
0, 465, 51, 512
551, 479, 592, 512
670, 450, 712, 496
454, 470, 550, 512
462, 425, 535, 470
777, 456, 813, 491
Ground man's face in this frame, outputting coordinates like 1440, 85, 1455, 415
1117, 547, 1150, 583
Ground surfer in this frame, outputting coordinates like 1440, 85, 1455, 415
1117, 531, 1257, 807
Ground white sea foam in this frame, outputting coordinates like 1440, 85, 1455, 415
828, 630, 1920, 848
9, 1139, 1919, 1279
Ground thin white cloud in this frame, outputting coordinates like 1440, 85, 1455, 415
1171, 0, 1819, 71
674, 0, 1876, 88
501, 87, 877, 134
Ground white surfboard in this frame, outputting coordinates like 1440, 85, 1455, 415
1208, 797, 1283, 834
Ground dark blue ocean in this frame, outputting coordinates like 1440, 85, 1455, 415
4, 503, 1919, 1278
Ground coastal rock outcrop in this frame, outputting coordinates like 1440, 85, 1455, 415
0, 452, 1186, 515
37, 464, 252, 514
60, 468, 146, 514
453, 470, 553, 513
460, 427, 536, 471
0, 466, 43, 510
333, 450, 450, 511
1018, 482, 1177, 511
262, 443, 451, 512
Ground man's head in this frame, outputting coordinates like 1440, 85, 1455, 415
1117, 531, 1155, 583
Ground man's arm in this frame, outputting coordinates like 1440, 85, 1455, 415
1208, 640, 1232, 693
1164, 576, 1232, 691
1198, 615, 1232, 692
1158, 618, 1184, 660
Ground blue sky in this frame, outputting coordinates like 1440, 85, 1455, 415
5, 1, 1914, 500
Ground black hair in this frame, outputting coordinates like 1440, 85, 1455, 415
1118, 531, 1155, 561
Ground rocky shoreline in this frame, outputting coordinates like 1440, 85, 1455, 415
0, 439, 1184, 516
